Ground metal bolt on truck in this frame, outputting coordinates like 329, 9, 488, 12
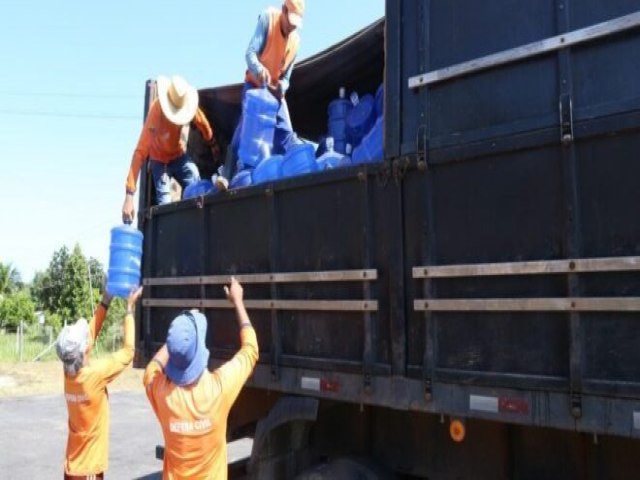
133, 1, 640, 478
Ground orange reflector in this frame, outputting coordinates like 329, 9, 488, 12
449, 419, 466, 443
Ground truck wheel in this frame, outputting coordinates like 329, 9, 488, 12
295, 457, 394, 480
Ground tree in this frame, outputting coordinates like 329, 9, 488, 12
0, 262, 22, 296
31, 247, 70, 314
31, 244, 103, 327
88, 257, 105, 293
0, 291, 36, 330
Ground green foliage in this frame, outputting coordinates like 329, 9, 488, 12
47, 312, 63, 331
0, 262, 22, 295
0, 290, 36, 330
104, 297, 127, 333
30, 244, 105, 331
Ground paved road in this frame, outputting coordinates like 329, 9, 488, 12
0, 391, 251, 479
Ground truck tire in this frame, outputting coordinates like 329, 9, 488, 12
295, 457, 395, 480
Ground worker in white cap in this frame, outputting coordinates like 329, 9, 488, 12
56, 287, 143, 480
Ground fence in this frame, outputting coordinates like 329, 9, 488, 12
0, 323, 123, 362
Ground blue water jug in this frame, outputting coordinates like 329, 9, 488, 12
375, 83, 384, 118
230, 169, 253, 189
183, 179, 214, 199
282, 143, 318, 178
107, 225, 143, 298
316, 137, 347, 171
352, 116, 384, 165
327, 87, 352, 154
346, 93, 376, 148
253, 154, 283, 184
238, 87, 279, 168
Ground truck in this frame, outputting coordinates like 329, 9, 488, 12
134, 1, 640, 478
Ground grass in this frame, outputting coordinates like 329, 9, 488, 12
0, 329, 123, 363
0, 331, 57, 362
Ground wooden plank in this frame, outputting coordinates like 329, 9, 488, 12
143, 298, 379, 312
413, 298, 640, 312
408, 11, 640, 88
144, 269, 378, 286
412, 256, 640, 278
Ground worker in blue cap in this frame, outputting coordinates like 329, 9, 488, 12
143, 277, 258, 479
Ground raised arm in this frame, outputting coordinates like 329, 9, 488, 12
216, 277, 259, 409
94, 287, 142, 384
86, 291, 111, 356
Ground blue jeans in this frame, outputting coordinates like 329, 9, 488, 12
150, 153, 200, 205
221, 82, 298, 179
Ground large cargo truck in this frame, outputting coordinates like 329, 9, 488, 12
135, 1, 640, 477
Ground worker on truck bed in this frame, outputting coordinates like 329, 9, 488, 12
56, 286, 143, 480
215, 0, 304, 191
122, 75, 220, 222
143, 277, 258, 480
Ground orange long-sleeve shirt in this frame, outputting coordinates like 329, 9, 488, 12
143, 327, 259, 480
126, 99, 214, 193
63, 309, 135, 476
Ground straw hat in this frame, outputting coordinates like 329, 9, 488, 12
157, 75, 199, 126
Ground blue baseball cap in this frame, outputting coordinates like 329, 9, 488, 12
165, 310, 210, 386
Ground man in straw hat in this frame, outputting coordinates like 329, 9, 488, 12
122, 75, 219, 222
143, 277, 258, 479
56, 286, 143, 480
215, 0, 305, 191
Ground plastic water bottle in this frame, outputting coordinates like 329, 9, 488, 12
346, 93, 376, 148
107, 225, 144, 298
352, 116, 383, 165
316, 137, 345, 170
230, 169, 253, 189
281, 143, 318, 178
327, 87, 352, 154
238, 87, 279, 168
253, 143, 283, 184
341, 143, 353, 168
183, 179, 214, 199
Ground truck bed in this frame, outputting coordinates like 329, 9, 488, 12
136, 2, 640, 441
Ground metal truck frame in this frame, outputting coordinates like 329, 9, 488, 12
135, 2, 640, 478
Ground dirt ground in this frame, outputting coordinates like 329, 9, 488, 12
0, 361, 144, 397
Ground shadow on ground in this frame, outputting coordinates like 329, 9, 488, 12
134, 473, 162, 480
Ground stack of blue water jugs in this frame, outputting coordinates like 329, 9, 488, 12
323, 84, 384, 167
349, 84, 384, 165
328, 87, 352, 154
238, 87, 279, 169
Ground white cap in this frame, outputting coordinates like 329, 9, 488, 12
56, 318, 89, 363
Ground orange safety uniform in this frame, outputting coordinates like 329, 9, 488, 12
62, 307, 135, 476
143, 327, 259, 480
245, 7, 300, 89
125, 99, 214, 193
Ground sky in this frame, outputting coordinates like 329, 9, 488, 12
0, 0, 385, 282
